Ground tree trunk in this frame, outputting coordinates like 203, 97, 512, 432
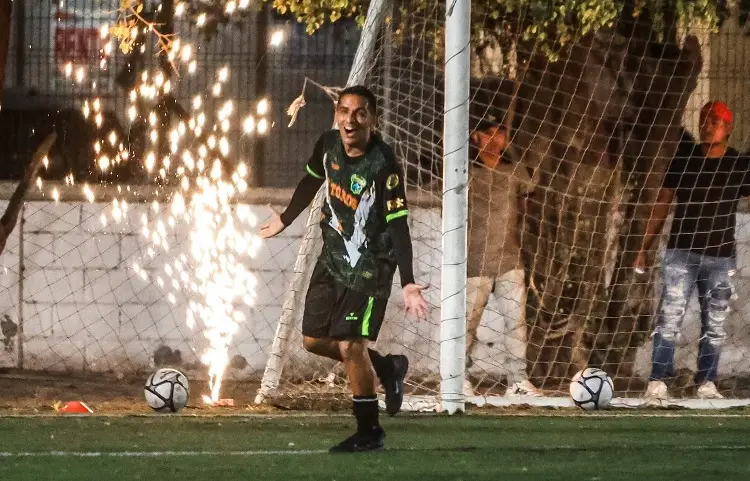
0, 0, 12, 96
513, 28, 703, 391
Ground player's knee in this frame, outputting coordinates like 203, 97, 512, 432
338, 339, 367, 362
302, 336, 324, 354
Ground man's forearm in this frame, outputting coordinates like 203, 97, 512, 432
639, 188, 674, 253
640, 203, 671, 253
389, 217, 415, 287
279, 174, 324, 227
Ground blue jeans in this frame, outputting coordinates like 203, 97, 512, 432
650, 249, 735, 383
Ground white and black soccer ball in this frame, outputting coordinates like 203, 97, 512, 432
569, 367, 614, 410
144, 368, 189, 413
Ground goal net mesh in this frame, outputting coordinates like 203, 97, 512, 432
259, 1, 750, 408
3, 0, 750, 411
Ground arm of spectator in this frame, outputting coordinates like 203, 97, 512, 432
635, 187, 674, 272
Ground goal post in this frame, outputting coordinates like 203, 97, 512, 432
440, 0, 470, 414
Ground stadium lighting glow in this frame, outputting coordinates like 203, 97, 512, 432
269, 29, 285, 47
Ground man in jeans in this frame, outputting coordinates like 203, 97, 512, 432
636, 101, 750, 400
464, 118, 539, 397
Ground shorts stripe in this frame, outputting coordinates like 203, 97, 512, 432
361, 296, 374, 336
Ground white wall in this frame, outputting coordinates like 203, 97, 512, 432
0, 200, 445, 382
2, 200, 750, 391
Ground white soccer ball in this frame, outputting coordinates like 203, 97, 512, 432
144, 368, 190, 413
569, 367, 614, 410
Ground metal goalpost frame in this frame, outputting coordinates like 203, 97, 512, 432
440, 0, 470, 414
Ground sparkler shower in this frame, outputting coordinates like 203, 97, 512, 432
51, 0, 281, 403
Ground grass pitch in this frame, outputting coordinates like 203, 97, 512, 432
1, 414, 749, 480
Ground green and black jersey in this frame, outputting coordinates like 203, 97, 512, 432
305, 130, 409, 298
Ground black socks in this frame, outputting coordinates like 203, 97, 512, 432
368, 349, 391, 381
353, 395, 380, 435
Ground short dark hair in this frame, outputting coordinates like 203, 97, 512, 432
339, 85, 378, 114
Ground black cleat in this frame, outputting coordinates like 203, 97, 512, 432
329, 428, 385, 453
385, 354, 409, 416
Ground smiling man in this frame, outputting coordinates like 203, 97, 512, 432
260, 85, 428, 453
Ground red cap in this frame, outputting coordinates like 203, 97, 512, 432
701, 101, 733, 124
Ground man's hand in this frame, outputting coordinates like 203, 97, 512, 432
402, 283, 429, 320
259, 206, 286, 239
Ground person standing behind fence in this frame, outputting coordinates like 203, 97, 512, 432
463, 117, 540, 398
636, 101, 750, 401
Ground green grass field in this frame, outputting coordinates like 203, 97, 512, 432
1, 413, 749, 481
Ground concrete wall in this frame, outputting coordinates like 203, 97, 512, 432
710, 14, 750, 150
0, 199, 444, 383
2, 198, 750, 391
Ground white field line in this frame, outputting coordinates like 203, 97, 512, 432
2, 445, 750, 457
0, 450, 327, 457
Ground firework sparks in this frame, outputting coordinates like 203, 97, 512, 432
71, 0, 285, 404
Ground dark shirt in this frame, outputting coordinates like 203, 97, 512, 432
663, 140, 750, 258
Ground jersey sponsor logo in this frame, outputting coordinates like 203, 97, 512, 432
350, 174, 367, 195
386, 173, 400, 190
330, 181, 359, 210
386, 198, 405, 210
331, 162, 340, 170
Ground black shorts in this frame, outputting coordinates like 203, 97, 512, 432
302, 261, 388, 341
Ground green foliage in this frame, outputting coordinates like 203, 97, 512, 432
263, 0, 723, 59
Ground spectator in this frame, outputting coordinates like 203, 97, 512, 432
637, 101, 750, 401
464, 116, 539, 397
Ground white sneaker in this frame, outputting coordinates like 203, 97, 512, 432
505, 379, 541, 397
644, 380, 668, 405
697, 381, 724, 399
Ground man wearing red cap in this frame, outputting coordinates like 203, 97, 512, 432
636, 101, 750, 402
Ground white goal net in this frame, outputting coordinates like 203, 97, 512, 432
256, 0, 750, 410
3, 0, 750, 412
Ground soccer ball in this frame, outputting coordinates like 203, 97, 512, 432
144, 368, 189, 413
569, 367, 614, 410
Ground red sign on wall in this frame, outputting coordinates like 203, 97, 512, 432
54, 27, 102, 63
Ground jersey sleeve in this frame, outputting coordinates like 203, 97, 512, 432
304, 132, 328, 180
380, 161, 409, 223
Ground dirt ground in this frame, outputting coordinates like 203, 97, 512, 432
2, 368, 749, 416
0, 369, 274, 415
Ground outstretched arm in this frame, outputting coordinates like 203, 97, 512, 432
0, 133, 56, 254
381, 164, 428, 320
259, 133, 327, 239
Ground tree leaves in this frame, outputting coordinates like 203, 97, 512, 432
265, 0, 722, 61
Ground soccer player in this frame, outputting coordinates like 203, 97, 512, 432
260, 85, 429, 453
636, 101, 750, 401
464, 118, 539, 397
